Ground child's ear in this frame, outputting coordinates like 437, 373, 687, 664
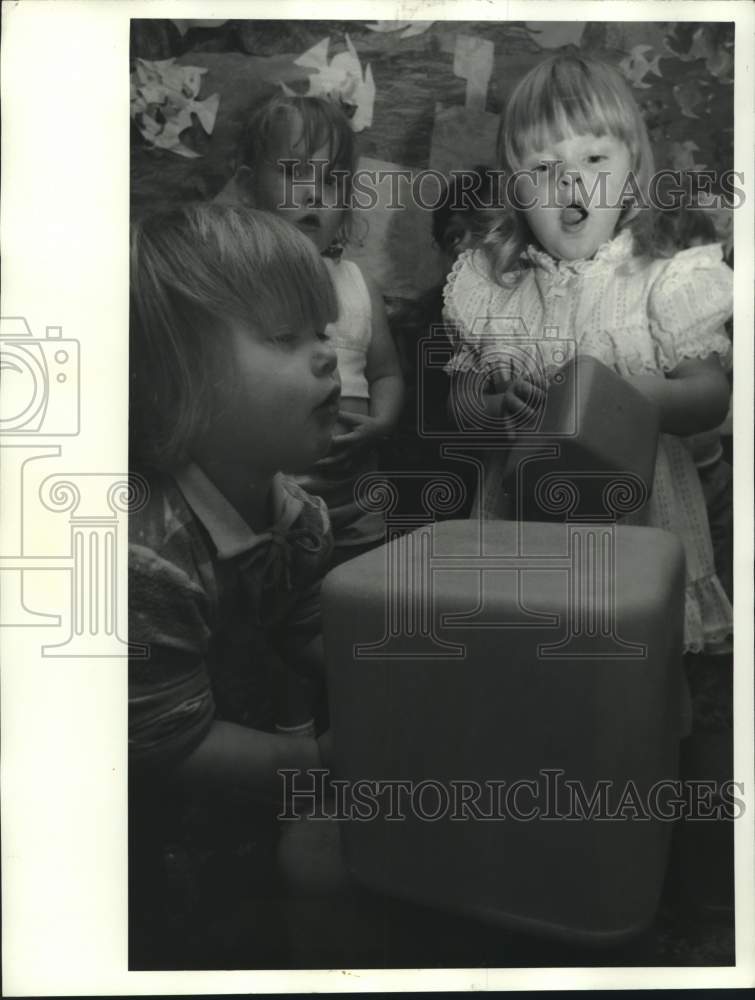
234, 165, 256, 206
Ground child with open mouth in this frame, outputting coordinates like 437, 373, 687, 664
444, 53, 733, 659
227, 93, 405, 568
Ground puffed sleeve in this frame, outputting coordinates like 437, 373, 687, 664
648, 244, 733, 372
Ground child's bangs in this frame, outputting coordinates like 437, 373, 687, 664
254, 97, 354, 175
129, 205, 339, 468
249, 248, 338, 338
224, 208, 339, 336
504, 59, 640, 168
294, 98, 354, 174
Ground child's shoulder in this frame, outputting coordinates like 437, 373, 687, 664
328, 256, 373, 323
443, 248, 522, 331
647, 243, 733, 314
643, 244, 733, 361
129, 467, 196, 554
331, 256, 370, 293
445, 247, 497, 288
128, 468, 215, 611
655, 241, 730, 279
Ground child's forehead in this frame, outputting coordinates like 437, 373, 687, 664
263, 108, 332, 160
512, 90, 635, 160
521, 121, 612, 155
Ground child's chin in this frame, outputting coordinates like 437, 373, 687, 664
294, 438, 333, 471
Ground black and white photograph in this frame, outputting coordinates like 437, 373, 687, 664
2, 0, 754, 993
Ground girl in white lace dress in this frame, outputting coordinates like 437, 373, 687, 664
444, 54, 733, 654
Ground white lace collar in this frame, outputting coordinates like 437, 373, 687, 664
521, 228, 634, 278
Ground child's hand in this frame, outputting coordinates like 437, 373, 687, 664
497, 374, 547, 432
315, 411, 389, 469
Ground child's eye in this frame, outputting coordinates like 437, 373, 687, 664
273, 331, 298, 346
531, 160, 560, 175
587, 154, 608, 164
316, 330, 331, 342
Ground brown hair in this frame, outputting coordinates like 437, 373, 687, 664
238, 93, 357, 245
130, 203, 337, 469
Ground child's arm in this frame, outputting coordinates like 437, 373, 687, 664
130, 538, 327, 807
626, 355, 730, 436
172, 720, 324, 802
365, 274, 404, 430
329, 275, 404, 459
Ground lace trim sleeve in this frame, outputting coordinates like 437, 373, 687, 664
648, 245, 733, 373
441, 250, 496, 375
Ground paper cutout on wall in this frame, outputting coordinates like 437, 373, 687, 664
282, 35, 375, 132
672, 79, 709, 119
171, 19, 228, 37
453, 35, 494, 112
131, 58, 220, 158
664, 25, 734, 82
366, 21, 435, 39
524, 22, 585, 50
619, 46, 663, 89
670, 140, 707, 172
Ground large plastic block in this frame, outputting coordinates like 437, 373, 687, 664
503, 355, 660, 521
322, 519, 685, 945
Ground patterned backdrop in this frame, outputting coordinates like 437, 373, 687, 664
131, 19, 735, 301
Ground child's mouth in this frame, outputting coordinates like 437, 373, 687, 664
315, 385, 341, 416
560, 205, 589, 231
297, 213, 321, 233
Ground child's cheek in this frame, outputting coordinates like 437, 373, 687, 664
517, 175, 549, 211
513, 176, 532, 210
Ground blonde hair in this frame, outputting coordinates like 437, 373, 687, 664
130, 203, 337, 469
483, 54, 671, 277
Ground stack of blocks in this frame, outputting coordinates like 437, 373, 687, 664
322, 355, 683, 943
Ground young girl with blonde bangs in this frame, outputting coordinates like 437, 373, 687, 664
444, 54, 733, 655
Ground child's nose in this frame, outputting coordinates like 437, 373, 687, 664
557, 166, 586, 201
314, 339, 338, 375
299, 183, 317, 207
558, 164, 579, 187
292, 168, 321, 208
